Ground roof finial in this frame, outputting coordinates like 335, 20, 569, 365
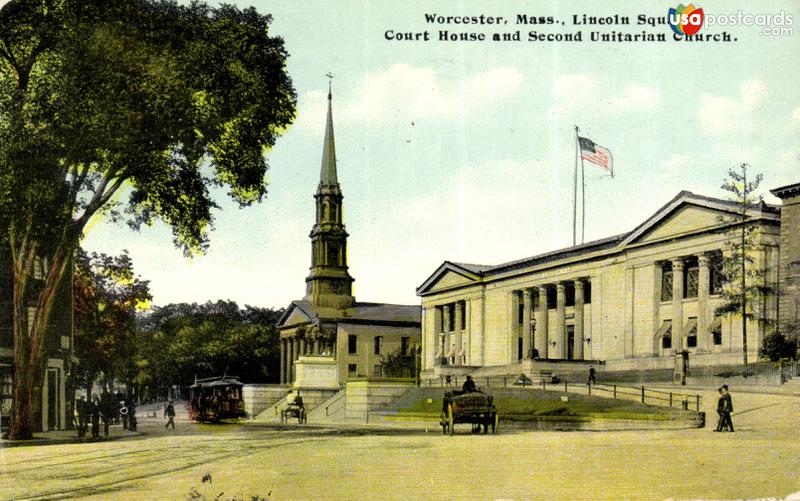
325, 72, 333, 100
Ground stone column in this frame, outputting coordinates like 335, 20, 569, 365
522, 290, 532, 359
454, 301, 464, 366
535, 286, 549, 358
671, 258, 684, 351
555, 283, 567, 359
443, 304, 452, 363
438, 333, 446, 366
574, 280, 585, 360
280, 338, 286, 385
299, 338, 306, 357
697, 253, 710, 352
288, 337, 295, 383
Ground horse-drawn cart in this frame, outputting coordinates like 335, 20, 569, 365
440, 391, 498, 435
280, 402, 307, 424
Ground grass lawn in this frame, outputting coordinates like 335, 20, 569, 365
394, 389, 694, 422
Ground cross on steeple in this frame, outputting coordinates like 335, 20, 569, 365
326, 72, 333, 100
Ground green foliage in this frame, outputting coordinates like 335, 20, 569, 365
0, 0, 295, 438
714, 164, 772, 364
380, 347, 417, 378
73, 248, 152, 390
759, 332, 797, 362
133, 301, 283, 400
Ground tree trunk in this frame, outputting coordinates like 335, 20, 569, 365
8, 245, 70, 440
741, 182, 748, 366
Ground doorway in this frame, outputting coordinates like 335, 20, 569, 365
46, 368, 60, 431
566, 326, 575, 360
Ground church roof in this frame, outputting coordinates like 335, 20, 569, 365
320, 89, 338, 186
278, 299, 421, 329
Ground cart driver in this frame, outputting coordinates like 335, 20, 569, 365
462, 375, 477, 393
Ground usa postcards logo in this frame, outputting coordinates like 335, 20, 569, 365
669, 4, 705, 35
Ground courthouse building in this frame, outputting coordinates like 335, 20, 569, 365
277, 90, 420, 385
417, 190, 791, 373
771, 182, 800, 335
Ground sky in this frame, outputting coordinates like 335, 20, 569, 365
76, 0, 800, 310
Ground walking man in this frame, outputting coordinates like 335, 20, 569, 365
76, 396, 88, 437
164, 400, 176, 430
588, 366, 596, 386
721, 385, 734, 432
90, 396, 101, 438
715, 387, 726, 432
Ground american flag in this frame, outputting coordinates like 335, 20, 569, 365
578, 136, 613, 176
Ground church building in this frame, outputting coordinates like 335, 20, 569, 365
277, 88, 420, 385
417, 189, 791, 375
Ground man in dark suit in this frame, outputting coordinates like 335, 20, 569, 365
721, 385, 734, 432
715, 387, 726, 432
164, 400, 176, 430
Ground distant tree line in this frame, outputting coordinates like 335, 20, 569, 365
133, 301, 283, 401
73, 248, 283, 402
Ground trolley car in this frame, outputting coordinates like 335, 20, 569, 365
189, 376, 246, 423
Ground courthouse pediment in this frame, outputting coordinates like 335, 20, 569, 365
634, 204, 729, 243
416, 262, 483, 295
621, 191, 777, 247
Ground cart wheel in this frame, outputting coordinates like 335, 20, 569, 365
447, 404, 454, 436
492, 413, 498, 435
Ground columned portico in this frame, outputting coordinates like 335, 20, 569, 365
535, 286, 549, 358
522, 289, 533, 359
697, 253, 711, 352
454, 301, 464, 366
280, 339, 286, 384
554, 283, 567, 359
443, 304, 452, 363
574, 279, 585, 360
671, 258, 684, 350
288, 338, 295, 382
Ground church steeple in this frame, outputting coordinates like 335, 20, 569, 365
305, 84, 354, 308
320, 84, 338, 186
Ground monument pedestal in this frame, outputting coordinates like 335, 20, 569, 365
294, 356, 339, 390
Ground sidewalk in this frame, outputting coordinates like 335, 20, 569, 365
647, 382, 800, 397
1, 423, 146, 448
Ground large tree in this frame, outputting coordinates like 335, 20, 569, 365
73, 248, 151, 395
715, 164, 772, 365
0, 0, 295, 438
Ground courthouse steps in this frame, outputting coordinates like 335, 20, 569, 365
252, 388, 339, 422
305, 389, 347, 423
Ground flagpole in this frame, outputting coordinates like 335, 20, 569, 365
580, 137, 586, 244
573, 126, 579, 247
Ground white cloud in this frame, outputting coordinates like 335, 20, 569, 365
348, 64, 523, 120
660, 154, 691, 173
549, 74, 596, 114
609, 85, 661, 111
549, 75, 659, 115
551, 74, 597, 100
696, 79, 767, 134
293, 64, 524, 132
792, 106, 800, 125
